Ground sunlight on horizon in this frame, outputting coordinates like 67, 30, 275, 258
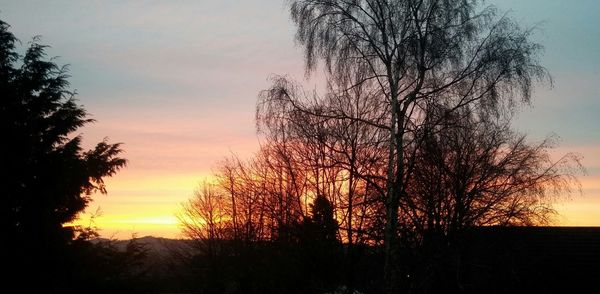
2, 1, 599, 292
72, 171, 219, 239
71, 214, 182, 239
73, 175, 600, 240
4, 0, 595, 241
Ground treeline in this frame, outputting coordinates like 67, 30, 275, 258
178, 1, 582, 293
1, 0, 586, 292
179, 88, 580, 293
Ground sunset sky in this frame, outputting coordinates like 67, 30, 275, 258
2, 0, 599, 239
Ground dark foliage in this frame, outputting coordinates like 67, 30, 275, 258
0, 19, 130, 291
179, 196, 346, 294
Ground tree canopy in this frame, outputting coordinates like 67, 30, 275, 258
180, 1, 582, 293
284, 1, 552, 291
0, 19, 127, 289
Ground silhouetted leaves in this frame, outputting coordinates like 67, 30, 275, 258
0, 18, 129, 292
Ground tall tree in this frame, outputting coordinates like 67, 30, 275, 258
410, 107, 581, 234
286, 1, 549, 291
0, 19, 126, 286
404, 107, 582, 292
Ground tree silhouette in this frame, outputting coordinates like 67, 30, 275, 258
307, 195, 339, 243
401, 106, 583, 292
0, 19, 126, 289
410, 107, 581, 233
170, 2, 585, 292
284, 1, 550, 291
297, 195, 341, 292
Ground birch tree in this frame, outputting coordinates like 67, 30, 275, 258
285, 0, 549, 291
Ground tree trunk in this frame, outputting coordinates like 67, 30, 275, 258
384, 88, 403, 294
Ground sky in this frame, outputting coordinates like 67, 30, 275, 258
2, 0, 599, 239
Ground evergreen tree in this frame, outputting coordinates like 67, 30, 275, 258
0, 19, 126, 289
310, 195, 338, 243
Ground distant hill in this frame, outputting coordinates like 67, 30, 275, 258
92, 236, 193, 254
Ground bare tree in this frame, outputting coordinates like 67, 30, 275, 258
398, 106, 582, 291
285, 1, 549, 291
175, 1, 589, 292
411, 109, 581, 233
258, 71, 390, 246
180, 182, 230, 257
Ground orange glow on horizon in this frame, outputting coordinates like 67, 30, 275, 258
71, 169, 218, 239
554, 174, 600, 226
71, 173, 600, 240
